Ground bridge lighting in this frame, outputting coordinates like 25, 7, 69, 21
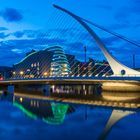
43, 72, 48, 76
13, 71, 16, 75
20, 71, 24, 75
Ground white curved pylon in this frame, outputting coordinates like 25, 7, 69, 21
92, 34, 140, 76
54, 4, 140, 76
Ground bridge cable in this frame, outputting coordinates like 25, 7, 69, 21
80, 18, 140, 48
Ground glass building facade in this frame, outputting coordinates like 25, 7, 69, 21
46, 46, 71, 76
13, 46, 71, 78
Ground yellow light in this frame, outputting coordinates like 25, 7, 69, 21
13, 71, 16, 75
20, 71, 24, 75
43, 72, 48, 76
20, 97, 23, 102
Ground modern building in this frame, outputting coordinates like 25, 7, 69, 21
67, 57, 112, 77
66, 54, 78, 76
93, 60, 113, 76
12, 45, 112, 78
13, 46, 71, 78
46, 46, 71, 76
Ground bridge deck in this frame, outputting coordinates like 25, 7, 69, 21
0, 76, 139, 85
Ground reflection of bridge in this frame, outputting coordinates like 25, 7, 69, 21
0, 5, 140, 95
14, 94, 136, 140
99, 109, 135, 140
2, 92, 137, 140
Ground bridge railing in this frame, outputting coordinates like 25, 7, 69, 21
2, 74, 140, 82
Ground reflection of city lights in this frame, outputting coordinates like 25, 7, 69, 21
13, 102, 37, 120
43, 103, 69, 125
20, 71, 24, 75
20, 97, 23, 102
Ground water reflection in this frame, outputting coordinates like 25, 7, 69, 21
0, 92, 140, 140
13, 96, 74, 125
43, 103, 69, 125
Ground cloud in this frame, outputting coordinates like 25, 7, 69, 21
0, 8, 23, 22
134, 24, 140, 28
13, 31, 24, 38
12, 30, 49, 39
11, 49, 24, 54
102, 36, 120, 46
108, 23, 130, 30
130, 0, 140, 14
0, 27, 8, 31
0, 26, 140, 67
96, 4, 113, 10
0, 32, 10, 39
114, 9, 130, 23
114, 0, 140, 24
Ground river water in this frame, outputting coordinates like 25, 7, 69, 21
0, 92, 140, 140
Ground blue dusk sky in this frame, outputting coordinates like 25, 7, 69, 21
0, 0, 140, 68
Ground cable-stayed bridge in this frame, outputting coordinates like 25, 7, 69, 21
0, 4, 140, 94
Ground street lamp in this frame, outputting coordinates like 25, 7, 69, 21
12, 71, 16, 78
20, 71, 24, 75
43, 72, 48, 77
20, 71, 24, 78
13, 71, 16, 75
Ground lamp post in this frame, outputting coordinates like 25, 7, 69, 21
20, 71, 24, 78
13, 71, 16, 78
43, 72, 48, 77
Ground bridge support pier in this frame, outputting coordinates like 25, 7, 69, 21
42, 84, 50, 96
7, 85, 15, 94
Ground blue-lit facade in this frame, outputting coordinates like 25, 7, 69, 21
12, 45, 112, 78
46, 46, 71, 76
13, 46, 71, 78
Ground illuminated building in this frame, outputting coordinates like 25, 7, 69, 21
12, 45, 112, 78
13, 49, 53, 78
46, 46, 71, 76
13, 46, 71, 78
